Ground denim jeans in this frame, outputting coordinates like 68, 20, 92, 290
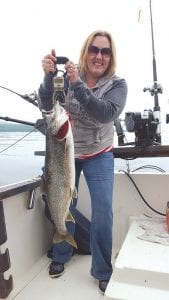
52, 151, 114, 281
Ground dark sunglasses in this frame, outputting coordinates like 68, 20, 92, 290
88, 45, 112, 57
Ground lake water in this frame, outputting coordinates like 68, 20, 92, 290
0, 131, 45, 186
1, 130, 169, 186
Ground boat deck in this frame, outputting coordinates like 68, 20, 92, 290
106, 217, 169, 300
8, 254, 105, 300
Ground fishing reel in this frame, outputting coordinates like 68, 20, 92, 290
124, 109, 159, 146
115, 109, 161, 147
114, 0, 163, 148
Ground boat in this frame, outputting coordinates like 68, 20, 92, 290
1, 1, 169, 298
1, 158, 169, 299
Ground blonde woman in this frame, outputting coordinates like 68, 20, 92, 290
38, 30, 128, 293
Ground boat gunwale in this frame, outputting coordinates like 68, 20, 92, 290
0, 177, 42, 201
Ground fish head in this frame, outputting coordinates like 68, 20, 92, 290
42, 101, 70, 140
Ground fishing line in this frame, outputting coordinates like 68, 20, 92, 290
0, 127, 37, 154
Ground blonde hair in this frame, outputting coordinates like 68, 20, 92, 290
79, 30, 117, 78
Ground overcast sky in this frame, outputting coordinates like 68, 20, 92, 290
0, 0, 169, 125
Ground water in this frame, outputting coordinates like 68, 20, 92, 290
1, 130, 169, 186
0, 131, 45, 186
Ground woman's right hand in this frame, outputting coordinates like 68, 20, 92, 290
42, 49, 57, 74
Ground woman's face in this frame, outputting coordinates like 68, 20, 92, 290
86, 35, 111, 80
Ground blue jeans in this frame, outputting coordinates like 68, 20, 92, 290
52, 151, 114, 281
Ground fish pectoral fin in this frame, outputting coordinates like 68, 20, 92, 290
72, 187, 78, 199
70, 187, 78, 200
66, 211, 75, 223
53, 231, 77, 249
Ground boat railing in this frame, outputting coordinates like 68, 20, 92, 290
0, 176, 51, 299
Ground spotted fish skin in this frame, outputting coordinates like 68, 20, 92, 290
42, 101, 76, 247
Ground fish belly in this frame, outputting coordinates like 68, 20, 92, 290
45, 131, 75, 236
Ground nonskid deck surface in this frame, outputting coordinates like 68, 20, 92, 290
10, 254, 105, 300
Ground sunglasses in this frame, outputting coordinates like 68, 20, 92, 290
88, 45, 112, 58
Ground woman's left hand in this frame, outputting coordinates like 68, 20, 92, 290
65, 61, 79, 83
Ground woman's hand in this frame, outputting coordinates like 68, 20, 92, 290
65, 61, 79, 83
42, 49, 57, 74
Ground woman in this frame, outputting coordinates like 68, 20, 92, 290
38, 30, 127, 293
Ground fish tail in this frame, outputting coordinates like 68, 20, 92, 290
65, 233, 77, 249
53, 231, 77, 249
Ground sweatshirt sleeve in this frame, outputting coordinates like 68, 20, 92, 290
69, 77, 128, 123
38, 73, 54, 111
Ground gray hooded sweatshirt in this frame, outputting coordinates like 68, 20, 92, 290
38, 73, 127, 157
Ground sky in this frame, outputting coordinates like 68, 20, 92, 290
0, 0, 169, 128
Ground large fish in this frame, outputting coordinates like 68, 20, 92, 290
42, 100, 77, 248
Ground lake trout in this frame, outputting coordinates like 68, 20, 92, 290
42, 100, 77, 248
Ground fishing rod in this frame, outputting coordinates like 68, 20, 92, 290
0, 116, 35, 126
0, 57, 69, 110
0, 85, 39, 107
122, 0, 163, 147
0, 56, 69, 136
0, 117, 45, 155
0, 116, 46, 135
143, 0, 162, 143
0, 84, 44, 132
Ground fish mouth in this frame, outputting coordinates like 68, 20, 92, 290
54, 120, 69, 140
42, 109, 54, 115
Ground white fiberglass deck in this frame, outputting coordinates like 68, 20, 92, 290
3, 173, 169, 299
105, 217, 169, 300
8, 254, 105, 300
